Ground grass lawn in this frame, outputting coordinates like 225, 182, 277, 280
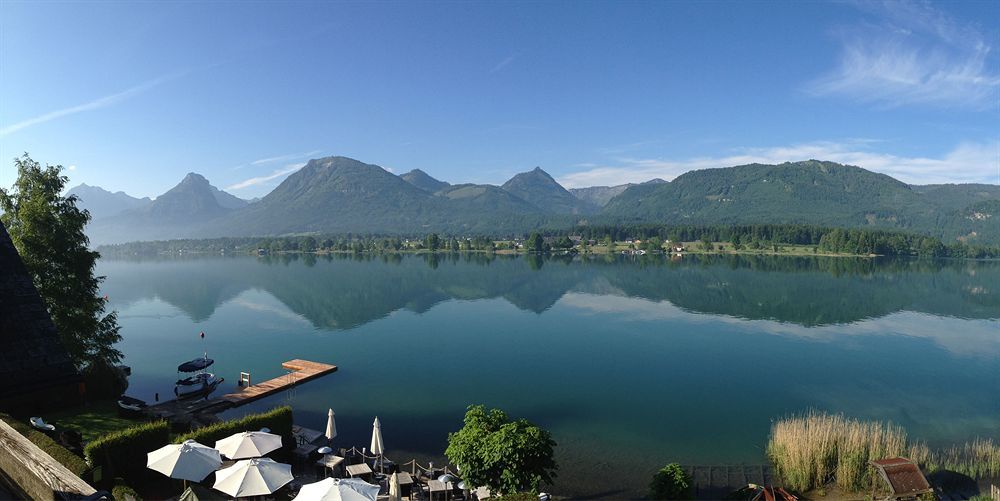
47, 399, 138, 442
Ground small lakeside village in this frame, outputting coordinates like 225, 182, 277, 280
3, 218, 1000, 501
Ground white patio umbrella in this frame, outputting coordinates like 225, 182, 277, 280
325, 408, 337, 443
292, 477, 379, 501
215, 430, 283, 459
213, 457, 293, 497
370, 417, 384, 472
388, 472, 402, 501
147, 439, 222, 482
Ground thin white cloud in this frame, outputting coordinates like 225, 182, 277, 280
490, 55, 517, 73
250, 150, 322, 166
227, 163, 305, 191
231, 150, 322, 170
0, 72, 181, 136
557, 139, 1000, 188
67, 164, 77, 171
807, 1, 1000, 109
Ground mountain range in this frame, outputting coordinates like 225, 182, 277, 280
72, 155, 1000, 245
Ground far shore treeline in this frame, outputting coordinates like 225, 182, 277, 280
97, 223, 1000, 259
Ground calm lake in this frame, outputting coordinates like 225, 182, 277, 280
98, 253, 1000, 498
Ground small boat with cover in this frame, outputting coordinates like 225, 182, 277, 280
175, 354, 223, 399
117, 395, 148, 418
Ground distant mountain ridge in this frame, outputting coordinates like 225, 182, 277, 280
77, 155, 1000, 245
501, 167, 599, 214
84, 173, 246, 243
569, 178, 667, 207
67, 183, 151, 220
401, 169, 450, 193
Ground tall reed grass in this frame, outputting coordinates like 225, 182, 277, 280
909, 438, 1000, 481
766, 411, 999, 493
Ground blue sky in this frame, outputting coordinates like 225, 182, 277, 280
1, 0, 997, 199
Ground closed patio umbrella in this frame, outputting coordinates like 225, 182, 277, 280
370, 417, 383, 456
293, 477, 380, 501
325, 408, 337, 444
213, 457, 293, 497
388, 472, 402, 501
215, 430, 283, 459
147, 439, 222, 482
370, 417, 384, 472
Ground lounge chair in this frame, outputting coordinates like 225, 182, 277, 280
29, 416, 55, 431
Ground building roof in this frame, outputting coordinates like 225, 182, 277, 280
871, 457, 932, 498
0, 220, 81, 400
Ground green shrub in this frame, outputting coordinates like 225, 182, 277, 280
0, 413, 89, 477
175, 406, 293, 458
112, 483, 141, 501
84, 420, 170, 487
495, 493, 540, 501
650, 463, 693, 500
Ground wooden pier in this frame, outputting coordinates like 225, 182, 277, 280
146, 359, 337, 428
221, 359, 337, 405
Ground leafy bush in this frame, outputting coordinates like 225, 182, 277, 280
650, 463, 692, 499
112, 483, 141, 501
175, 406, 293, 459
84, 420, 170, 487
446, 405, 557, 497
496, 493, 540, 501
0, 413, 89, 477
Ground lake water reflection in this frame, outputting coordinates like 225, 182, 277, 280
98, 253, 1000, 498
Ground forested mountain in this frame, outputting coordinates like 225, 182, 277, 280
570, 178, 667, 207
910, 183, 1000, 211
436, 184, 544, 215
501, 167, 599, 214
77, 156, 999, 245
198, 156, 560, 238
400, 169, 450, 193
603, 160, 1000, 244
67, 183, 151, 220
205, 157, 442, 236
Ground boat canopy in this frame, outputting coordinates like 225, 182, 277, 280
178, 357, 214, 372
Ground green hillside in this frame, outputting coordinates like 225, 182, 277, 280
603, 160, 1000, 244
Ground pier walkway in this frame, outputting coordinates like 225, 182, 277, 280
146, 359, 337, 428
221, 359, 337, 405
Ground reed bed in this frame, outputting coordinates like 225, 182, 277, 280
908, 438, 1000, 480
767, 411, 999, 493
767, 411, 908, 492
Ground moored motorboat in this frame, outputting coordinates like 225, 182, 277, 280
117, 395, 148, 418
174, 372, 224, 398
175, 353, 224, 399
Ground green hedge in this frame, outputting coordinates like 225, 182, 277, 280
175, 406, 293, 458
0, 413, 89, 477
84, 420, 170, 487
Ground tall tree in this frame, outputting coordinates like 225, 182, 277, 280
425, 233, 441, 251
526, 232, 544, 253
0, 154, 122, 369
446, 405, 557, 496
